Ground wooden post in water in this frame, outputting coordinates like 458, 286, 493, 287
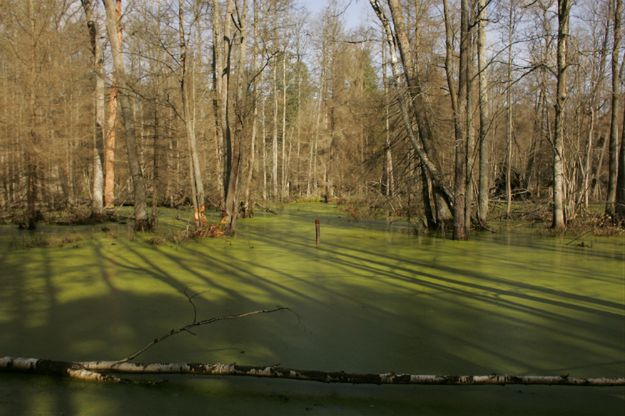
314, 218, 320, 246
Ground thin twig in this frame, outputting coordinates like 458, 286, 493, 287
116, 307, 290, 364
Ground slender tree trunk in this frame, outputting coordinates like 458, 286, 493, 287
262, 93, 268, 201
505, 1, 514, 218
606, 0, 622, 218
243, 0, 260, 217
477, 0, 490, 226
552, 0, 571, 230
451, 0, 470, 240
80, 0, 105, 217
178, 1, 206, 227
583, 11, 610, 208
211, 0, 226, 207
617, 121, 625, 221
223, 0, 248, 233
281, 51, 288, 200
272, 55, 279, 199
617, 50, 625, 222
103, 0, 149, 231
387, 0, 450, 225
103, 0, 121, 209
370, 0, 455, 216
382, 41, 394, 197
464, 0, 475, 235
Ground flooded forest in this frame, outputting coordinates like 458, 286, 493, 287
0, 0, 624, 415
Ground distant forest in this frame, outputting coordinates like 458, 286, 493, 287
0, 0, 624, 238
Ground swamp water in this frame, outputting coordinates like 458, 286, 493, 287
0, 203, 623, 415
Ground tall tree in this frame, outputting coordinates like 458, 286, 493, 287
80, 0, 105, 218
102, 0, 150, 230
552, 0, 571, 230
477, 0, 490, 226
103, 0, 121, 209
223, 0, 249, 233
178, 0, 206, 226
606, 0, 622, 218
373, 0, 454, 227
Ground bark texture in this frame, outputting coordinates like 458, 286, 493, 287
552, 0, 570, 230
2, 356, 624, 387
103, 0, 150, 230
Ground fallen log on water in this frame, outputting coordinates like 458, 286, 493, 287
2, 356, 624, 386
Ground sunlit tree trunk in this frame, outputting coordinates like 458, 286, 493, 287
103, 0, 121, 209
387, 0, 451, 226
463, 0, 475, 236
381, 40, 394, 197
243, 0, 260, 217
223, 0, 248, 233
211, 0, 226, 207
103, 0, 150, 231
552, 0, 571, 230
80, 0, 105, 217
281, 51, 288, 200
370, 0, 454, 223
505, 1, 514, 218
477, 0, 490, 226
583, 2, 610, 209
451, 0, 471, 240
178, 1, 206, 227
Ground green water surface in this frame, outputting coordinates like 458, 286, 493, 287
0, 203, 623, 415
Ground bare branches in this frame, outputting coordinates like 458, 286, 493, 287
117, 306, 290, 363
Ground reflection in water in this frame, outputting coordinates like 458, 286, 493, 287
0, 203, 623, 415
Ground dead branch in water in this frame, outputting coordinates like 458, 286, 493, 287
2, 356, 624, 386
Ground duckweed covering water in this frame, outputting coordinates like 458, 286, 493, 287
0, 203, 623, 415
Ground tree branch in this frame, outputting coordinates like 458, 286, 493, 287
3, 356, 624, 387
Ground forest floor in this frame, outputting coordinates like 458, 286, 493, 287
0, 203, 623, 415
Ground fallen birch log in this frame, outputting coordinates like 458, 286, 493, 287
2, 356, 624, 386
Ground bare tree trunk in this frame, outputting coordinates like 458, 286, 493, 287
272, 56, 279, 198
387, 0, 450, 226
103, 0, 149, 231
370, 0, 455, 216
25, 0, 39, 229
552, 0, 571, 230
262, 93, 268, 201
178, 1, 206, 227
281, 51, 288, 200
211, 0, 226, 207
505, 1, 514, 218
617, 50, 625, 222
103, 0, 121, 210
308, 68, 324, 198
451, 0, 470, 240
606, 0, 622, 218
617, 128, 625, 220
80, 0, 105, 218
477, 0, 490, 226
382, 40, 394, 197
463, 0, 475, 236
223, 0, 248, 233
583, 6, 610, 208
243, 0, 260, 217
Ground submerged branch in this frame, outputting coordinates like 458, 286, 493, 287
2, 356, 624, 386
